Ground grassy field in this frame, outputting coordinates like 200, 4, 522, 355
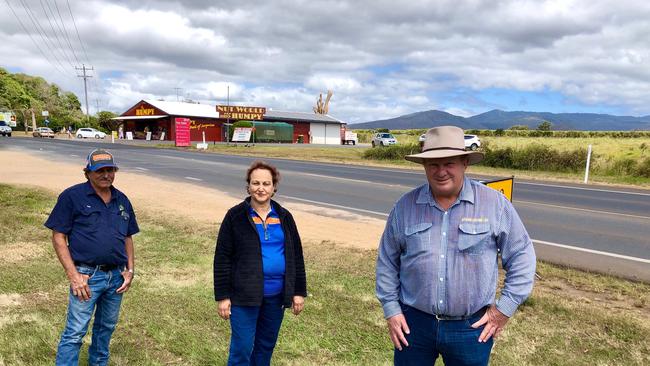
1, 184, 649, 365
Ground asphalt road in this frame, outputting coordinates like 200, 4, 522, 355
3, 137, 649, 281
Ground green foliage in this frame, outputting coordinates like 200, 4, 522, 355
480, 143, 587, 172
495, 128, 505, 136
97, 110, 119, 131
537, 121, 553, 131
0, 67, 84, 130
362, 143, 421, 160
376, 128, 390, 133
509, 124, 529, 130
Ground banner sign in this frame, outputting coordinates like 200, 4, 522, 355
175, 117, 191, 147
481, 177, 514, 202
232, 127, 253, 142
217, 105, 266, 120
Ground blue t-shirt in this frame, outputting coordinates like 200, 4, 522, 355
44, 181, 139, 266
250, 205, 286, 296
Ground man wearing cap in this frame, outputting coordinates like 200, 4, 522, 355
376, 126, 536, 365
45, 148, 138, 366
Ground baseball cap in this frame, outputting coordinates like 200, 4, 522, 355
85, 149, 118, 172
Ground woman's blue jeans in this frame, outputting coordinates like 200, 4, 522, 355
55, 266, 124, 366
394, 304, 494, 366
228, 295, 285, 366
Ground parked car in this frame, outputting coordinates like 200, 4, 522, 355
418, 133, 481, 150
464, 134, 481, 150
371, 133, 397, 147
0, 121, 11, 137
33, 127, 55, 138
76, 127, 106, 139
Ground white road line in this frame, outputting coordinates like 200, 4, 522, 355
285, 197, 649, 263
299, 172, 407, 188
184, 176, 202, 181
134, 167, 149, 171
519, 181, 650, 196
533, 239, 650, 264
70, 154, 79, 157
516, 200, 650, 220
283, 196, 389, 217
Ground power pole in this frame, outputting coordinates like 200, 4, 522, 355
76, 64, 93, 122
174, 87, 183, 101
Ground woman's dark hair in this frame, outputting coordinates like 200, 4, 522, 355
246, 161, 280, 192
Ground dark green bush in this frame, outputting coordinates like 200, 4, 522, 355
479, 144, 588, 172
362, 144, 421, 160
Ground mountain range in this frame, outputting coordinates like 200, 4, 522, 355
349, 109, 650, 131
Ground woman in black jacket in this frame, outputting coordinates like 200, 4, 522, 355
214, 161, 307, 366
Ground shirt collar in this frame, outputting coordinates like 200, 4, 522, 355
248, 202, 277, 217
415, 176, 475, 206
83, 181, 118, 202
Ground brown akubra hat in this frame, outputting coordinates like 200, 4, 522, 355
405, 126, 484, 165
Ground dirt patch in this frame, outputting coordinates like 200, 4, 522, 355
0, 149, 384, 251
0, 242, 46, 263
0, 293, 22, 307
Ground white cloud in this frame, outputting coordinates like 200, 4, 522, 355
3, 0, 650, 122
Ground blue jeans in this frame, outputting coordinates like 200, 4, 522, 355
394, 304, 493, 366
56, 266, 124, 366
228, 295, 285, 366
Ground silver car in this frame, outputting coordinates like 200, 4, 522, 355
371, 133, 397, 147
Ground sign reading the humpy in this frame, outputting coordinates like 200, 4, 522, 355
217, 105, 266, 120
481, 176, 514, 202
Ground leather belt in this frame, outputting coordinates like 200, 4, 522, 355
434, 306, 489, 321
74, 262, 121, 271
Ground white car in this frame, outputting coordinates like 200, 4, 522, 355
464, 134, 481, 150
371, 133, 397, 147
76, 128, 106, 139
419, 133, 481, 150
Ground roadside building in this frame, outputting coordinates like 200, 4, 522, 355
113, 100, 345, 144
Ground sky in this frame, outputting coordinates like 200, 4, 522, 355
2, 0, 650, 124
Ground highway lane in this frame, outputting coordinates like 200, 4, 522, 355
2, 138, 649, 279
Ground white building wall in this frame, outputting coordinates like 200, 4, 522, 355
310, 123, 341, 144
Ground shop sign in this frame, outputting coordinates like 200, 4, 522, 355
175, 117, 191, 147
232, 127, 252, 142
135, 106, 156, 116
217, 105, 266, 120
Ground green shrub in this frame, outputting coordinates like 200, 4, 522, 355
362, 144, 421, 160
635, 158, 650, 177
480, 143, 588, 173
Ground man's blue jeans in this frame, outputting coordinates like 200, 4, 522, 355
228, 295, 285, 366
55, 266, 124, 366
394, 304, 493, 366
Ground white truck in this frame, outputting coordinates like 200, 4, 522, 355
341, 129, 358, 145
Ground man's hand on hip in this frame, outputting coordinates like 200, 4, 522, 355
69, 271, 91, 301
471, 305, 510, 342
116, 270, 134, 294
386, 313, 410, 351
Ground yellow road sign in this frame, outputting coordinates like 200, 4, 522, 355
482, 176, 514, 202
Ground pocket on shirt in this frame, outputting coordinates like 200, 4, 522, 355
77, 207, 100, 230
404, 222, 432, 252
458, 222, 491, 256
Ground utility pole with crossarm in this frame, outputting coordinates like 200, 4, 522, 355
76, 64, 93, 122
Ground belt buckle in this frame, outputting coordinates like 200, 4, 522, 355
435, 314, 446, 321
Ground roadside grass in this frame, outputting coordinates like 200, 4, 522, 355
1, 184, 649, 365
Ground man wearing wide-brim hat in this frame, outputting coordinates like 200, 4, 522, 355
376, 126, 536, 365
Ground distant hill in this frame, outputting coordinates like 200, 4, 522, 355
351, 109, 650, 131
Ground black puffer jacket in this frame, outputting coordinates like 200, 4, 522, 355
213, 198, 307, 307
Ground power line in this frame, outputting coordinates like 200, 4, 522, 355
53, 0, 80, 65
16, 0, 72, 75
3, 0, 70, 78
66, 0, 90, 65
76, 64, 93, 118
39, 0, 75, 68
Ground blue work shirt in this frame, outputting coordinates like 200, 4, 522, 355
44, 181, 139, 266
250, 205, 286, 296
376, 177, 536, 319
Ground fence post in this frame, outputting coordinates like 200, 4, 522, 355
584, 144, 592, 184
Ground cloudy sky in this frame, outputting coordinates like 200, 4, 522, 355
2, 0, 650, 123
